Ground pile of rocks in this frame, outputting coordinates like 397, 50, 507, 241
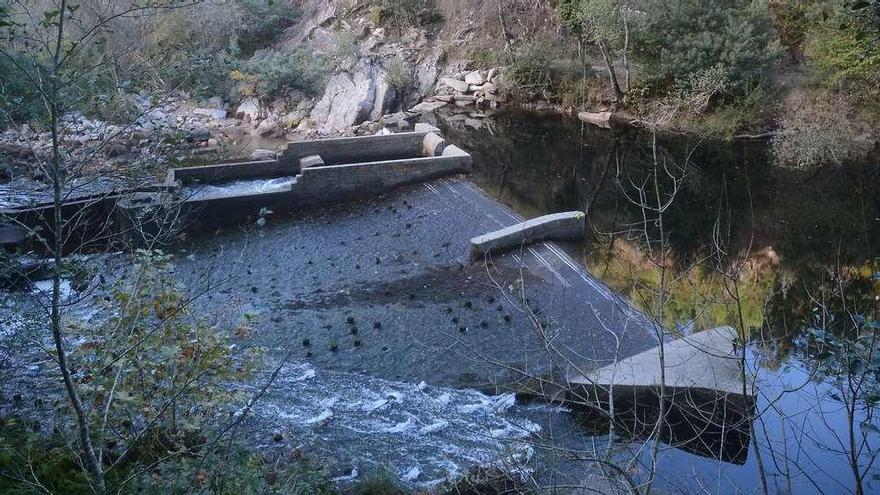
409, 68, 507, 115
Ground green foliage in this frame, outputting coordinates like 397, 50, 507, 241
129, 450, 336, 494
371, 0, 430, 31
675, 83, 775, 138
0, 419, 91, 494
559, 0, 629, 45
351, 467, 405, 495
234, 0, 299, 58
635, 0, 782, 95
0, 54, 47, 125
503, 34, 565, 97
235, 48, 328, 102
66, 250, 263, 466
806, 5, 880, 110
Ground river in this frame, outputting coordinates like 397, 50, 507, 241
2, 108, 879, 493
435, 108, 880, 493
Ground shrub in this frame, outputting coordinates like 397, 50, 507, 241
635, 0, 782, 95
236, 48, 328, 102
504, 34, 573, 99
351, 467, 405, 495
386, 56, 411, 93
371, 0, 429, 31
771, 90, 876, 169
806, 7, 880, 113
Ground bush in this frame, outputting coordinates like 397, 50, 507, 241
806, 7, 880, 113
503, 34, 571, 99
771, 90, 876, 169
235, 48, 328, 102
635, 0, 782, 95
351, 467, 405, 495
0, 54, 47, 126
371, 0, 430, 31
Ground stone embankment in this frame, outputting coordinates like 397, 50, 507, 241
412, 68, 508, 114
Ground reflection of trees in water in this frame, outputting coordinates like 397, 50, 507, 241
440, 108, 880, 492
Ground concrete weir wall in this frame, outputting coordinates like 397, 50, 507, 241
292, 145, 470, 206
163, 126, 471, 229
279, 130, 433, 169
4, 128, 471, 249
470, 211, 586, 259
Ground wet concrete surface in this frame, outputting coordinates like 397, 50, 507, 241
174, 177, 657, 390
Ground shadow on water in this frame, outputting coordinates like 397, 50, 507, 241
436, 108, 880, 493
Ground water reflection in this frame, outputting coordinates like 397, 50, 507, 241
436, 108, 880, 493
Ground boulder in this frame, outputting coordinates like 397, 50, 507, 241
249, 148, 277, 161
254, 118, 281, 137
236, 97, 261, 122
484, 92, 508, 103
193, 108, 228, 120
440, 77, 470, 93
487, 67, 499, 82
311, 59, 394, 133
104, 140, 129, 158
464, 71, 486, 85
434, 94, 455, 103
186, 127, 212, 142
409, 100, 448, 114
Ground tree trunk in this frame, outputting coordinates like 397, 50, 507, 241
48, 1, 107, 493
598, 38, 624, 103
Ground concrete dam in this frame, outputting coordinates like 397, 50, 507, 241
1, 125, 754, 476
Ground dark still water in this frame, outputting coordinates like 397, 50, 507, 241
437, 109, 880, 494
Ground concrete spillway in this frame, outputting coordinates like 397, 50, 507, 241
173, 176, 657, 390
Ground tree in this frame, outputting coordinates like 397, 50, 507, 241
560, 0, 637, 104
635, 0, 782, 95
0, 2, 208, 492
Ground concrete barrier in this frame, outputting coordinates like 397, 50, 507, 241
165, 159, 288, 186
292, 145, 472, 207
565, 326, 754, 464
279, 132, 432, 169
469, 211, 586, 259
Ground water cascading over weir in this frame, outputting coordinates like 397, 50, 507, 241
0, 124, 472, 249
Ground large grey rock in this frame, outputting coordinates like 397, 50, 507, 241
186, 127, 212, 142
464, 71, 486, 85
311, 60, 398, 133
249, 148, 277, 161
440, 77, 470, 93
254, 118, 281, 137
193, 108, 227, 120
236, 97, 261, 121
409, 100, 448, 114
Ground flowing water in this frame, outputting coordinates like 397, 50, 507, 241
3, 110, 880, 493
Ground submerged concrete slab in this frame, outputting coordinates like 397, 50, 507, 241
470, 211, 586, 260
566, 326, 754, 464
569, 326, 748, 396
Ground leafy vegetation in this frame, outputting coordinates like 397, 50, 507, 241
635, 0, 782, 95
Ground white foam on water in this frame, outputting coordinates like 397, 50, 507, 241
183, 176, 294, 202
420, 420, 449, 434
254, 362, 541, 488
307, 409, 334, 425
401, 465, 422, 481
